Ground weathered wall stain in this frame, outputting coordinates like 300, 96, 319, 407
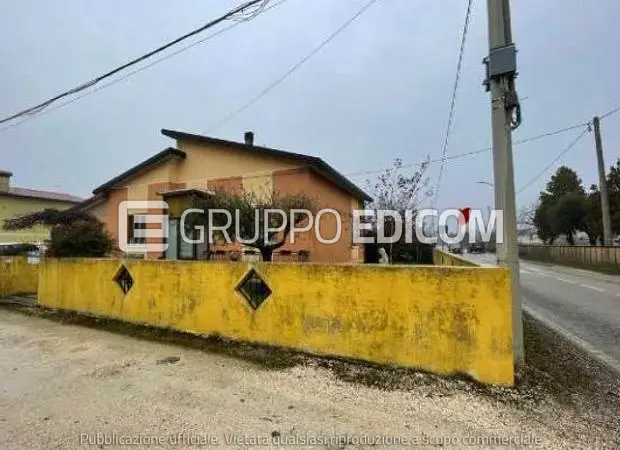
37, 258, 514, 385
0, 256, 38, 296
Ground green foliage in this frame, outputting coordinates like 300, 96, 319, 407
48, 220, 113, 258
3, 208, 95, 230
533, 161, 620, 245
580, 160, 620, 244
3, 208, 112, 257
534, 167, 587, 244
545, 166, 585, 197
607, 159, 620, 235
533, 197, 557, 244
390, 241, 435, 264
584, 185, 603, 245
552, 194, 588, 245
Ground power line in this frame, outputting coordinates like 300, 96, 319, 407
0, 0, 269, 126
432, 0, 474, 206
206, 0, 380, 133
346, 148, 487, 178
347, 105, 618, 180
600, 104, 620, 120
514, 108, 620, 195
516, 126, 590, 195
513, 121, 587, 144
0, 0, 291, 134
345, 121, 589, 179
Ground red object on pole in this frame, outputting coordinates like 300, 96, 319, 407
458, 207, 471, 225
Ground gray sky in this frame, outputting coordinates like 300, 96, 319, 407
1, 0, 618, 212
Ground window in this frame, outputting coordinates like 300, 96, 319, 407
128, 215, 147, 244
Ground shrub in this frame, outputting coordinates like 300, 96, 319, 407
3, 209, 113, 258
48, 220, 113, 258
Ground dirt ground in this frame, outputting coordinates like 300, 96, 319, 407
0, 307, 618, 449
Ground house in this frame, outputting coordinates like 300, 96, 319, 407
0, 170, 83, 244
517, 226, 541, 245
76, 129, 372, 263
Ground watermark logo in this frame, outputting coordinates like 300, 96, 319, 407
118, 201, 169, 253
117, 202, 502, 251
352, 208, 503, 245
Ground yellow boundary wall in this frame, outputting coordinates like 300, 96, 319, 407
433, 248, 480, 267
38, 259, 514, 385
0, 256, 39, 296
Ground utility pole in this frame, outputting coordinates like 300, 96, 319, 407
592, 116, 612, 246
483, 0, 523, 369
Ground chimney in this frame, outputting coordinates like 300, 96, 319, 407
0, 170, 12, 192
244, 131, 254, 146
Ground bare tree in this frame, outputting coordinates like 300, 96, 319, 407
518, 204, 536, 228
365, 157, 432, 262
366, 158, 431, 213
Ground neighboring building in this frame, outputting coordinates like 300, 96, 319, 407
0, 170, 83, 244
517, 226, 542, 245
553, 231, 590, 246
76, 129, 372, 263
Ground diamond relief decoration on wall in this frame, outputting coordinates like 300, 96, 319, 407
114, 265, 134, 295
236, 268, 272, 310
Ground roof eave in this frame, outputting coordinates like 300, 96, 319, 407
311, 162, 372, 203
68, 193, 106, 212
0, 191, 82, 204
92, 147, 185, 195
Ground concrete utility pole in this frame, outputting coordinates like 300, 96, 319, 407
592, 116, 613, 246
484, 0, 523, 368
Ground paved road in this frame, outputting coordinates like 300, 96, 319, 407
465, 253, 620, 371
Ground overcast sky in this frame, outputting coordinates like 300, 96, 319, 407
1, 0, 618, 212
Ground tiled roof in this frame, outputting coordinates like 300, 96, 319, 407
3, 187, 84, 203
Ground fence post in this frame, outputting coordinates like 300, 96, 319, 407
583, 246, 585, 265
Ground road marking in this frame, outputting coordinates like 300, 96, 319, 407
520, 269, 532, 275
554, 277, 576, 285
571, 268, 601, 277
580, 284, 605, 293
527, 267, 551, 277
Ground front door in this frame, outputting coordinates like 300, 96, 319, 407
165, 219, 209, 260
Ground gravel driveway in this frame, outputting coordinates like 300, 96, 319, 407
0, 309, 617, 449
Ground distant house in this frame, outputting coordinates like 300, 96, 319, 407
553, 231, 590, 246
517, 227, 542, 245
74, 129, 372, 263
0, 170, 83, 244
